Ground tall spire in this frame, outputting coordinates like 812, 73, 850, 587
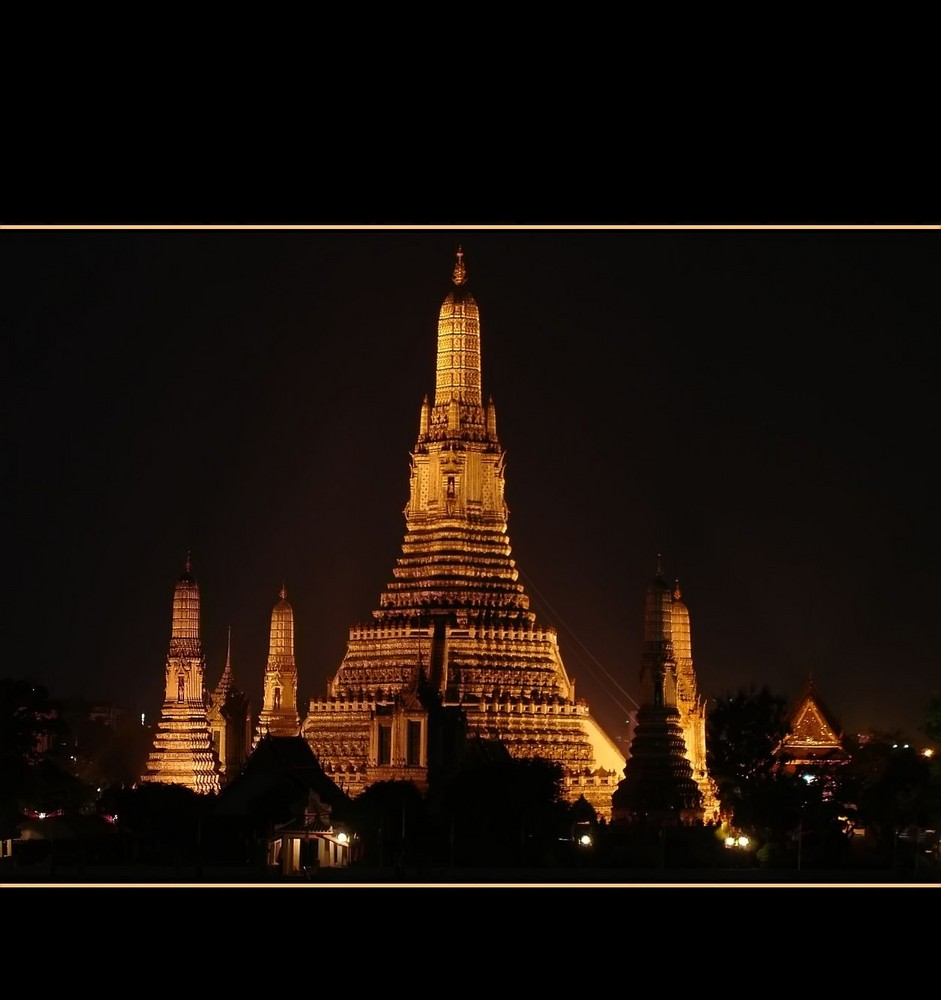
253, 583, 300, 745
434, 245, 482, 410
303, 248, 625, 820
215, 625, 234, 698
208, 624, 251, 786
170, 554, 200, 656
452, 245, 467, 285
612, 561, 703, 825
141, 557, 221, 794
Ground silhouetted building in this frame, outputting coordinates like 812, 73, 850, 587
612, 561, 712, 825
207, 627, 252, 785
214, 735, 354, 874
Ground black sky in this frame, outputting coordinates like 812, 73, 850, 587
4, 226, 939, 746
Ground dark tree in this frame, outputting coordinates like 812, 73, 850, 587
0, 679, 67, 763
99, 781, 208, 865
348, 779, 427, 869
0, 678, 95, 820
440, 756, 570, 867
706, 685, 804, 842
837, 734, 938, 870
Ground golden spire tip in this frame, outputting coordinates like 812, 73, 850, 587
452, 246, 467, 286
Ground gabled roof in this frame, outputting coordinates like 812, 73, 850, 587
779, 676, 848, 761
214, 735, 351, 820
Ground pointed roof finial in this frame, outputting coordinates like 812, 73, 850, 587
280, 582, 287, 601
656, 552, 663, 577
225, 625, 232, 670
452, 245, 466, 286
185, 551, 192, 574
673, 578, 682, 600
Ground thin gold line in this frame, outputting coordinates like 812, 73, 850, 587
1, 224, 939, 231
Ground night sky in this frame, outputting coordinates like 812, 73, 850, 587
4, 226, 939, 747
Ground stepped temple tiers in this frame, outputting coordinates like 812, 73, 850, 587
141, 555, 222, 794
138, 250, 744, 824
300, 248, 624, 819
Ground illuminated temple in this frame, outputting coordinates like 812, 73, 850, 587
141, 556, 222, 794
253, 586, 301, 747
300, 248, 624, 818
612, 562, 720, 824
142, 249, 727, 824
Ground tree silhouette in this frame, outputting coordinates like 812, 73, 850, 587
348, 780, 427, 869
440, 755, 570, 867
707, 685, 804, 842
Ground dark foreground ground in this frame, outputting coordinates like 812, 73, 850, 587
2, 860, 937, 887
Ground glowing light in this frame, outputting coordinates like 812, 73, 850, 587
336, 831, 349, 844
578, 833, 592, 847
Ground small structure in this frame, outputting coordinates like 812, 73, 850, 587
266, 788, 355, 876
214, 735, 356, 874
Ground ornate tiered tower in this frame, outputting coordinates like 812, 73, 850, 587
670, 580, 720, 821
253, 586, 300, 745
612, 561, 705, 824
301, 248, 624, 817
141, 555, 221, 794
207, 627, 252, 785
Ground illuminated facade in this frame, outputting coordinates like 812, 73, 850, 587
612, 562, 718, 824
301, 249, 624, 818
253, 586, 301, 746
777, 676, 849, 772
141, 556, 221, 794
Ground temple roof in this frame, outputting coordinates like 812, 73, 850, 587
788, 675, 844, 739
778, 676, 848, 763
215, 735, 350, 820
